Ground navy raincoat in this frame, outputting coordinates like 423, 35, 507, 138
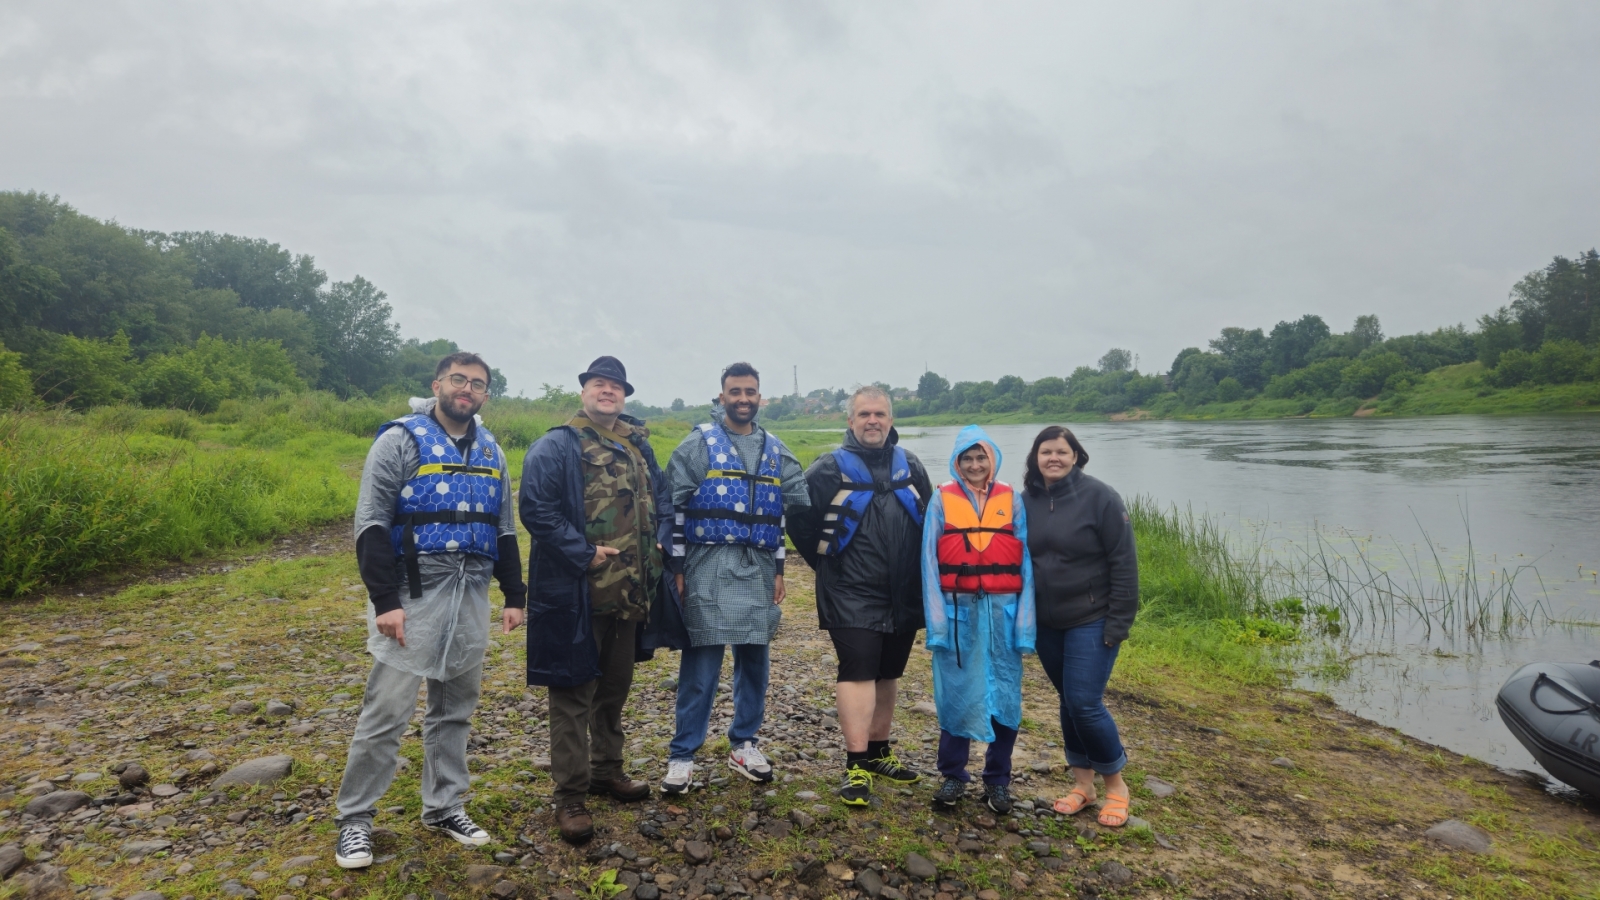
518, 414, 686, 688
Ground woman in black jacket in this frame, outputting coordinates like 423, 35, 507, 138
1021, 426, 1138, 828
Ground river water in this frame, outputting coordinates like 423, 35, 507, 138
891, 417, 1600, 786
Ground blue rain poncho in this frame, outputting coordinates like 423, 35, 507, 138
920, 425, 1037, 743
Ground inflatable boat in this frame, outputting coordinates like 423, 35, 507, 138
1496, 660, 1600, 798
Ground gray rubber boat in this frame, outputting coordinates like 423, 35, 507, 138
1496, 660, 1600, 798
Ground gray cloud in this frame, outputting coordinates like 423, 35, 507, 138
3, 0, 1597, 403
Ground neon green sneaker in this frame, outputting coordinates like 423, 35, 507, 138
860, 751, 920, 784
838, 765, 873, 806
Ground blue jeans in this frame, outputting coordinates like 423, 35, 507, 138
936, 720, 1018, 786
669, 643, 770, 762
1034, 618, 1127, 775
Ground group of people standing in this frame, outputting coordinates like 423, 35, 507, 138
328, 351, 1140, 868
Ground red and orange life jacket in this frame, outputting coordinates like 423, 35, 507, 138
936, 481, 1024, 595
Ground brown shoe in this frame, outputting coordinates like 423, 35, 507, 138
588, 776, 651, 803
556, 802, 594, 845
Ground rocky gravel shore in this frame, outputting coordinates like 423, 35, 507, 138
1, 536, 1596, 899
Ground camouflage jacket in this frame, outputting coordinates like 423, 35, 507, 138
572, 414, 663, 620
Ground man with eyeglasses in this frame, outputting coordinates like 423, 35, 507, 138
333, 352, 527, 869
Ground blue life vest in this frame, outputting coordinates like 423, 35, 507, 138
377, 413, 503, 598
683, 422, 785, 550
816, 446, 924, 556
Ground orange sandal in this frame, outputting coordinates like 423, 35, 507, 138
1097, 791, 1130, 828
1053, 788, 1093, 815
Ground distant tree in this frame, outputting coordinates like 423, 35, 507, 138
488, 368, 508, 399
0, 341, 33, 408
1026, 376, 1068, 403
671, 398, 686, 411
540, 383, 580, 406
1508, 250, 1600, 349
1097, 348, 1132, 374
1475, 308, 1522, 368
1168, 347, 1202, 380
995, 374, 1026, 397
310, 276, 400, 396
25, 331, 135, 408
1349, 315, 1384, 353
1265, 315, 1331, 375
916, 371, 950, 408
164, 231, 326, 312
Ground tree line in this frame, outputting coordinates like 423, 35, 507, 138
0, 192, 504, 412
898, 250, 1599, 417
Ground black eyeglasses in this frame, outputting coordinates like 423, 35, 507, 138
445, 373, 489, 393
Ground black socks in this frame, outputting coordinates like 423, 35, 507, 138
846, 750, 870, 769
867, 740, 891, 760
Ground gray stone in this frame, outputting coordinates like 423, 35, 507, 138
1270, 756, 1294, 769
634, 886, 660, 900
277, 855, 318, 871
149, 673, 170, 689
23, 791, 90, 817
126, 893, 166, 900
793, 791, 818, 801
263, 699, 293, 716
51, 635, 80, 644
464, 865, 505, 887
212, 755, 293, 788
490, 881, 518, 899
71, 772, 100, 783
0, 844, 24, 880
218, 882, 257, 898
1143, 776, 1176, 798
1029, 760, 1054, 774
1025, 840, 1052, 856
14, 864, 70, 898
6, 643, 42, 654
659, 677, 677, 690
1097, 860, 1134, 885
21, 782, 55, 797
228, 701, 256, 716
854, 868, 884, 898
119, 764, 151, 789
122, 840, 174, 856
1125, 815, 1150, 830
180, 750, 215, 763
788, 809, 815, 829
286, 875, 307, 888
1425, 819, 1492, 854
150, 784, 181, 798
684, 840, 712, 863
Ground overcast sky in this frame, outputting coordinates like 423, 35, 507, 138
4, 2, 1597, 405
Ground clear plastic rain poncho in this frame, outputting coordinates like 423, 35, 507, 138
919, 425, 1037, 742
356, 397, 501, 682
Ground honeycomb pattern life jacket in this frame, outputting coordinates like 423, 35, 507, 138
683, 421, 785, 550
379, 413, 503, 598
936, 481, 1024, 594
817, 446, 924, 556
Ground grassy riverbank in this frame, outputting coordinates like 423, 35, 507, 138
2, 524, 1597, 900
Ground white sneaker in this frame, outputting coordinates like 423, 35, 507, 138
661, 759, 696, 795
728, 741, 774, 782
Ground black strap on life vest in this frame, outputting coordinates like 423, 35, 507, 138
937, 562, 1023, 577
393, 510, 499, 599
682, 508, 784, 526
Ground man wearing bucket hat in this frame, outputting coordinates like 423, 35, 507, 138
519, 356, 675, 844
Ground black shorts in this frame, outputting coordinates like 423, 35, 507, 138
828, 628, 918, 683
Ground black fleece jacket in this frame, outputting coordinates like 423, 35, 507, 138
788, 428, 932, 634
1020, 467, 1139, 643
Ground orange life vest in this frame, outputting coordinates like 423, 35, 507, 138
936, 481, 1024, 594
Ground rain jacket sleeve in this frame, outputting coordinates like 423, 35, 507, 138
920, 489, 952, 650
1013, 495, 1037, 654
519, 433, 595, 577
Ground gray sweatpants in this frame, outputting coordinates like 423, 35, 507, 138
334, 658, 482, 830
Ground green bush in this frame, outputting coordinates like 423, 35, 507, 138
134, 335, 306, 413
1337, 352, 1410, 398
1263, 357, 1346, 399
0, 410, 360, 598
1528, 339, 1592, 384
0, 343, 32, 409
1214, 376, 1245, 402
24, 331, 135, 408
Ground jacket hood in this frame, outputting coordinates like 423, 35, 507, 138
948, 424, 1001, 489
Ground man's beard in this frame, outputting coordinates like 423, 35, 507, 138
726, 403, 757, 425
438, 395, 482, 424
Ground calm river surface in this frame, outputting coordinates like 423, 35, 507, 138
892, 416, 1600, 785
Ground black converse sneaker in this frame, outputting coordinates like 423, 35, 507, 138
334, 824, 373, 869
424, 811, 491, 847
983, 782, 1014, 815
932, 777, 965, 808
